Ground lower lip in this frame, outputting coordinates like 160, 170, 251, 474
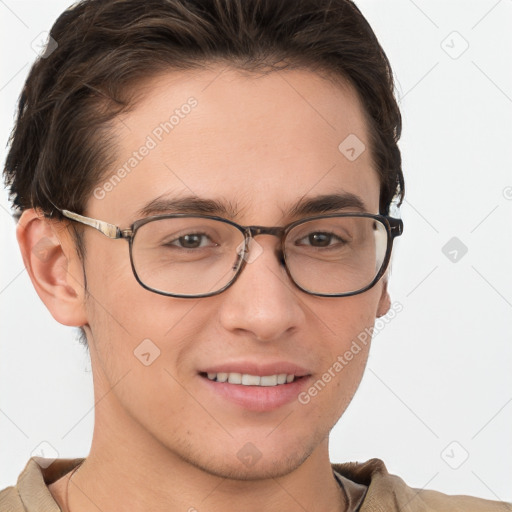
200, 375, 311, 412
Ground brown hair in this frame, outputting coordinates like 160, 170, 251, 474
3, 0, 404, 346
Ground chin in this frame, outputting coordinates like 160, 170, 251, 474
189, 449, 313, 481
170, 427, 326, 482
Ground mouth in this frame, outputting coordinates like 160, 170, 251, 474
200, 371, 304, 386
198, 366, 311, 412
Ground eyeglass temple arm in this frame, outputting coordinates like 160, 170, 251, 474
388, 217, 404, 238
60, 208, 403, 240
61, 210, 123, 239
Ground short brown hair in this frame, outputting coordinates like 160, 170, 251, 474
3, 0, 405, 346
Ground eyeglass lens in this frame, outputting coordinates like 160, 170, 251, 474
131, 216, 388, 297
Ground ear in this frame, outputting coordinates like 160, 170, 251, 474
376, 277, 391, 318
16, 209, 88, 327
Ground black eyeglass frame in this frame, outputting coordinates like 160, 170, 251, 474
59, 209, 403, 299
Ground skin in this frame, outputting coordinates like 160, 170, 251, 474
17, 66, 392, 512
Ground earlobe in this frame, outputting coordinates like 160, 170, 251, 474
16, 209, 87, 327
376, 278, 391, 318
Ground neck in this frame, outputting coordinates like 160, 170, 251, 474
51, 403, 347, 512
62, 432, 347, 512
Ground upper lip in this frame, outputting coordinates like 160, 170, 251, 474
200, 362, 311, 377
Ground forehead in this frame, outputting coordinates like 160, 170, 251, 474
91, 65, 380, 224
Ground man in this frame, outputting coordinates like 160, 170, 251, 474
1, 0, 510, 510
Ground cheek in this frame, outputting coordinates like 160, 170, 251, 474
83, 236, 164, 336
82, 241, 210, 385
315, 285, 383, 355
298, 330, 371, 426
83, 270, 202, 429
298, 289, 381, 412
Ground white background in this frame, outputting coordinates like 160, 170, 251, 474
1, 0, 511, 501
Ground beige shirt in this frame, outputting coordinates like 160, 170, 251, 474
0, 456, 510, 511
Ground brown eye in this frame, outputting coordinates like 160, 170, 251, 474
297, 232, 345, 248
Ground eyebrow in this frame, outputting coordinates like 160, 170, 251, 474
136, 191, 367, 221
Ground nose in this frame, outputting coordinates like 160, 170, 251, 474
217, 235, 306, 342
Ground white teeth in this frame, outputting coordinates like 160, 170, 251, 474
205, 372, 296, 386
260, 375, 278, 386
227, 372, 242, 384
216, 372, 228, 383
242, 374, 261, 385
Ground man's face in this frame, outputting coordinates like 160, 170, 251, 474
77, 66, 390, 479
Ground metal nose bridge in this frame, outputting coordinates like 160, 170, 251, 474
246, 225, 287, 238
242, 225, 287, 265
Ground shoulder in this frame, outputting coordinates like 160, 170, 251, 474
332, 458, 512, 511
0, 456, 85, 512
0, 484, 24, 511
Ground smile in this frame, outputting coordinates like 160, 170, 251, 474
204, 372, 297, 386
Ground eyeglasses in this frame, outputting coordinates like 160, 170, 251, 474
59, 209, 403, 298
